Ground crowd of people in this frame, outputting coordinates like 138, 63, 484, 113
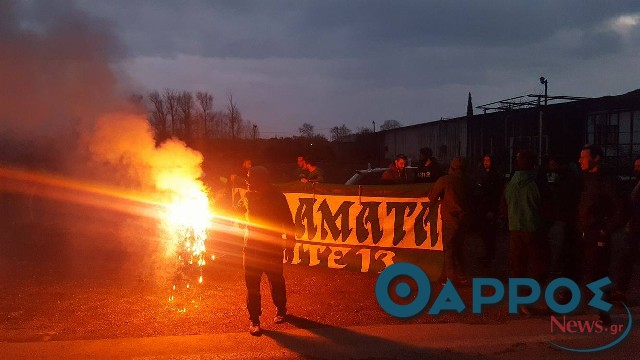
228, 145, 639, 334
400, 145, 639, 320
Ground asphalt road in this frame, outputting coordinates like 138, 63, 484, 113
1, 192, 639, 359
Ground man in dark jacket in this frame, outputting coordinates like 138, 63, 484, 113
613, 156, 640, 300
545, 156, 581, 279
475, 154, 503, 266
577, 145, 626, 280
381, 154, 409, 184
415, 147, 442, 183
576, 144, 626, 323
428, 156, 471, 285
242, 166, 295, 336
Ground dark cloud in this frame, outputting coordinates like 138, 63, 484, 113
79, 0, 640, 59
71, 0, 640, 132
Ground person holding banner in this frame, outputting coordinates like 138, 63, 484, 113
428, 156, 471, 286
240, 166, 296, 336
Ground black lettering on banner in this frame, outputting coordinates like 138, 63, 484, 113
413, 201, 431, 247
317, 199, 354, 242
295, 198, 317, 239
355, 201, 383, 244
386, 202, 417, 246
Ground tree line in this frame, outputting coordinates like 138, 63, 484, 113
131, 90, 403, 143
300, 119, 402, 141
131, 90, 260, 142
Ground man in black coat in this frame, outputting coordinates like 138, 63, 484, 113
576, 144, 626, 323
475, 154, 503, 266
241, 166, 295, 336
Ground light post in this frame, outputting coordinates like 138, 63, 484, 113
538, 76, 548, 165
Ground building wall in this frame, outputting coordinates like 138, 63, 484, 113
379, 89, 640, 176
383, 118, 467, 167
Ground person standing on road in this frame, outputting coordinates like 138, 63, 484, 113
415, 147, 443, 247
475, 154, 503, 267
428, 156, 471, 285
240, 166, 295, 336
504, 150, 548, 314
612, 156, 640, 301
545, 156, 581, 280
381, 154, 409, 185
576, 144, 626, 323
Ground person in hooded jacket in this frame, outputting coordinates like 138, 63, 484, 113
428, 156, 472, 285
238, 166, 295, 336
504, 150, 548, 313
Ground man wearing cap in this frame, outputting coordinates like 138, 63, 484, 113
241, 166, 295, 336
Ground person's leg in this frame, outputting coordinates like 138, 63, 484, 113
265, 255, 287, 316
616, 230, 639, 295
481, 214, 497, 263
509, 231, 528, 279
440, 221, 457, 282
580, 229, 611, 323
526, 232, 549, 286
243, 250, 263, 324
452, 220, 466, 279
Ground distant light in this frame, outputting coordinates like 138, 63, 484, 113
310, 143, 313, 146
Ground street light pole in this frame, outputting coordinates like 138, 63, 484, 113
539, 76, 548, 165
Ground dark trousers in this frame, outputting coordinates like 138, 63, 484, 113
618, 230, 640, 293
580, 229, 611, 284
509, 231, 547, 284
441, 220, 466, 281
579, 228, 611, 318
244, 248, 286, 323
480, 214, 497, 262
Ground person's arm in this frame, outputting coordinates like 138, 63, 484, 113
428, 177, 445, 203
381, 170, 394, 185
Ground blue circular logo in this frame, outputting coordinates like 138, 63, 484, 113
375, 263, 430, 318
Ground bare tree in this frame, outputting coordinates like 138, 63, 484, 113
330, 124, 352, 141
298, 123, 315, 138
380, 119, 402, 131
177, 91, 194, 139
212, 110, 227, 138
164, 89, 179, 136
226, 93, 241, 140
148, 91, 167, 137
196, 91, 213, 138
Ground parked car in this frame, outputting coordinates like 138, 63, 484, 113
345, 167, 417, 185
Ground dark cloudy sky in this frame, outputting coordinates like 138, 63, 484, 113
14, 1, 640, 137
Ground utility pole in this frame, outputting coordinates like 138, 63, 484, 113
538, 76, 548, 165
